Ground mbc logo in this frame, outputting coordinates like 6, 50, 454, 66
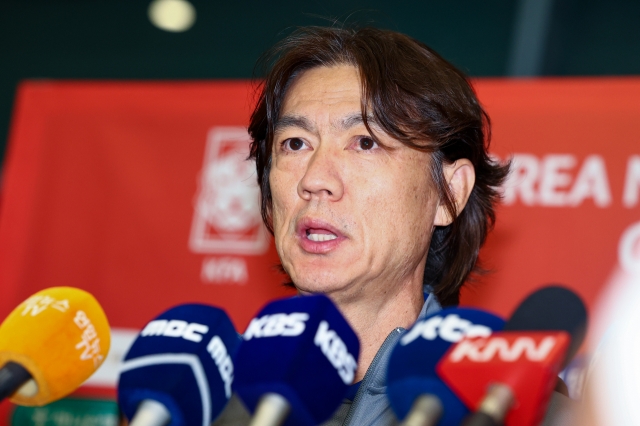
207, 336, 234, 398
141, 319, 209, 343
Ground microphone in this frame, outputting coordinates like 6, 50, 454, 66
386, 307, 505, 426
118, 304, 241, 426
437, 285, 588, 426
0, 287, 111, 406
233, 294, 360, 426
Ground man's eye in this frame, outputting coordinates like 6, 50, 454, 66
357, 137, 377, 150
284, 138, 306, 151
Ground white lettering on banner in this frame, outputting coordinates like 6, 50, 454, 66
243, 313, 309, 340
619, 221, 640, 275
449, 336, 557, 363
539, 154, 576, 206
623, 156, 640, 208
503, 154, 539, 205
201, 257, 248, 284
140, 320, 209, 343
567, 155, 612, 207
400, 314, 493, 346
207, 336, 234, 398
314, 321, 357, 384
503, 154, 612, 207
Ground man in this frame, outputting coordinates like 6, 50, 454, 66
217, 26, 573, 425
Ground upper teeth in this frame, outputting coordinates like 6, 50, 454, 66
308, 233, 337, 242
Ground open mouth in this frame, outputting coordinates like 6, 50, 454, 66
306, 228, 338, 242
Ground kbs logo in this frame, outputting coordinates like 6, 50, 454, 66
141, 319, 209, 343
189, 127, 268, 255
207, 336, 234, 398
400, 314, 493, 346
314, 321, 357, 384
243, 313, 309, 340
450, 335, 558, 363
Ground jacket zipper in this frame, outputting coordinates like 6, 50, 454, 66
341, 327, 405, 426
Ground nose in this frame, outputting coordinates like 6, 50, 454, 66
297, 145, 344, 202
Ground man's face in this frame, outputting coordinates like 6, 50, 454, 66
269, 65, 441, 302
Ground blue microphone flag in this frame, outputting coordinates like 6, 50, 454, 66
233, 294, 360, 426
118, 304, 241, 426
387, 307, 505, 426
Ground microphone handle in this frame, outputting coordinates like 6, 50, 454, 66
462, 383, 514, 426
0, 362, 32, 402
401, 394, 443, 426
129, 399, 171, 426
462, 412, 502, 426
249, 393, 291, 426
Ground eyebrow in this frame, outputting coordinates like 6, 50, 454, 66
274, 112, 381, 135
338, 113, 380, 131
274, 115, 316, 135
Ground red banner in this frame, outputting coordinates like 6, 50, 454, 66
0, 78, 638, 423
462, 78, 640, 322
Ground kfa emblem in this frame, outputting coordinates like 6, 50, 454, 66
189, 127, 268, 262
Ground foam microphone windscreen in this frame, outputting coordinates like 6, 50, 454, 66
504, 284, 588, 367
387, 307, 505, 426
118, 304, 241, 426
233, 294, 360, 426
0, 287, 111, 406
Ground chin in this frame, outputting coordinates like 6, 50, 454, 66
289, 267, 351, 295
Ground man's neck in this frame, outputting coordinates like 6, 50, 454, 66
331, 277, 425, 383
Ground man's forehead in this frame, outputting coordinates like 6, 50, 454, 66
278, 65, 360, 114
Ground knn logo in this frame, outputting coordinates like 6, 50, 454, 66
449, 336, 558, 363
400, 313, 493, 346
243, 313, 310, 340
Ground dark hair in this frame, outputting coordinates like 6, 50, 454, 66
248, 26, 509, 306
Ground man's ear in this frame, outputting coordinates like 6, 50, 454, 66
434, 159, 476, 226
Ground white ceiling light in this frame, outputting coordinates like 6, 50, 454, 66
148, 0, 196, 33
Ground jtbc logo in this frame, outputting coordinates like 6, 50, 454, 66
244, 313, 309, 339
400, 314, 493, 345
141, 319, 209, 342
450, 336, 558, 363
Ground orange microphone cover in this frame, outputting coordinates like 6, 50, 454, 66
0, 287, 111, 406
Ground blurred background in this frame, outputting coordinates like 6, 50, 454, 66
0, 1, 639, 425
2, 0, 640, 166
